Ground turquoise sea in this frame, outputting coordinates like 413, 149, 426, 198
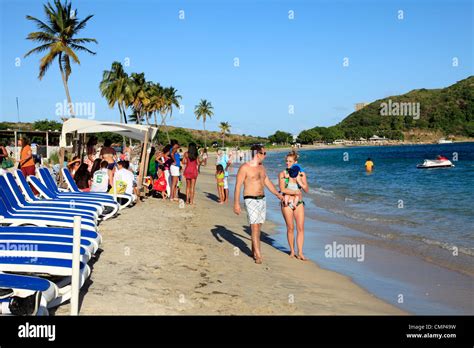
234, 143, 474, 314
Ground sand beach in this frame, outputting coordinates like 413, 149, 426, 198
54, 162, 405, 315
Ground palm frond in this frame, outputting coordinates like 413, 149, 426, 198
71, 37, 98, 44
61, 44, 80, 64
74, 14, 94, 32
25, 15, 56, 35
38, 49, 59, 79
26, 31, 57, 43
24, 43, 53, 58
70, 43, 96, 55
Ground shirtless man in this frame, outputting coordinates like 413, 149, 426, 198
100, 139, 117, 170
234, 144, 283, 264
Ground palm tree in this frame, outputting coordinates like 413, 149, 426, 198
128, 73, 150, 124
147, 82, 164, 127
194, 99, 214, 148
160, 87, 182, 143
219, 122, 231, 147
99, 61, 131, 124
25, 0, 97, 117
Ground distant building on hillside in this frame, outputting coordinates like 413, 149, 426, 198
369, 135, 386, 141
355, 103, 369, 111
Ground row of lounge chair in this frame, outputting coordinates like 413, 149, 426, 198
0, 166, 136, 315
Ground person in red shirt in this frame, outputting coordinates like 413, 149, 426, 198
153, 165, 168, 199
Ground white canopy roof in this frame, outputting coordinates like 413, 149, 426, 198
60, 118, 158, 147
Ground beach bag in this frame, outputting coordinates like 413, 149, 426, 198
109, 180, 127, 194
1, 158, 14, 169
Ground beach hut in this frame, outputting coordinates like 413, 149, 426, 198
59, 119, 157, 193
369, 135, 386, 142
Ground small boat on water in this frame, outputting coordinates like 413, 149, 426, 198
437, 138, 453, 144
417, 155, 454, 169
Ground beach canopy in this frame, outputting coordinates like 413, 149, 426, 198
59, 118, 158, 147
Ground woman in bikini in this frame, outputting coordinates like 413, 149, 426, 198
279, 151, 309, 260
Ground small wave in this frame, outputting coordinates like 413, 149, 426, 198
325, 207, 392, 223
421, 238, 474, 256
344, 211, 386, 222
373, 232, 398, 240
309, 187, 336, 198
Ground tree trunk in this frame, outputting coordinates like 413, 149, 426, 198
157, 114, 170, 144
166, 123, 170, 144
118, 104, 126, 149
121, 102, 128, 124
58, 55, 78, 155
153, 111, 158, 127
58, 57, 74, 118
222, 134, 225, 147
203, 120, 207, 148
166, 109, 172, 144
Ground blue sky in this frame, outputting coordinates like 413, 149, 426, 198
0, 0, 472, 136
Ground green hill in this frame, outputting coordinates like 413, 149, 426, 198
298, 76, 474, 143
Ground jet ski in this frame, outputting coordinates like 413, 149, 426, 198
417, 155, 454, 169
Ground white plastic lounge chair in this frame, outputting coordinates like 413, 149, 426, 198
14, 170, 104, 217
0, 175, 97, 225
0, 273, 57, 315
27, 175, 119, 221
58, 167, 135, 209
0, 195, 98, 232
3, 172, 99, 221
0, 226, 101, 252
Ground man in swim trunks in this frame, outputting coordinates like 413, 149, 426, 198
233, 144, 283, 264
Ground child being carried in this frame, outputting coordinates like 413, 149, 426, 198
283, 163, 304, 210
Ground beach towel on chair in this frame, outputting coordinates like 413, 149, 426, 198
109, 180, 127, 194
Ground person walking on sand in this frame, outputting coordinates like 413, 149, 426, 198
234, 144, 283, 264
279, 151, 309, 261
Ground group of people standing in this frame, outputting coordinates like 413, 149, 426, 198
148, 141, 208, 205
